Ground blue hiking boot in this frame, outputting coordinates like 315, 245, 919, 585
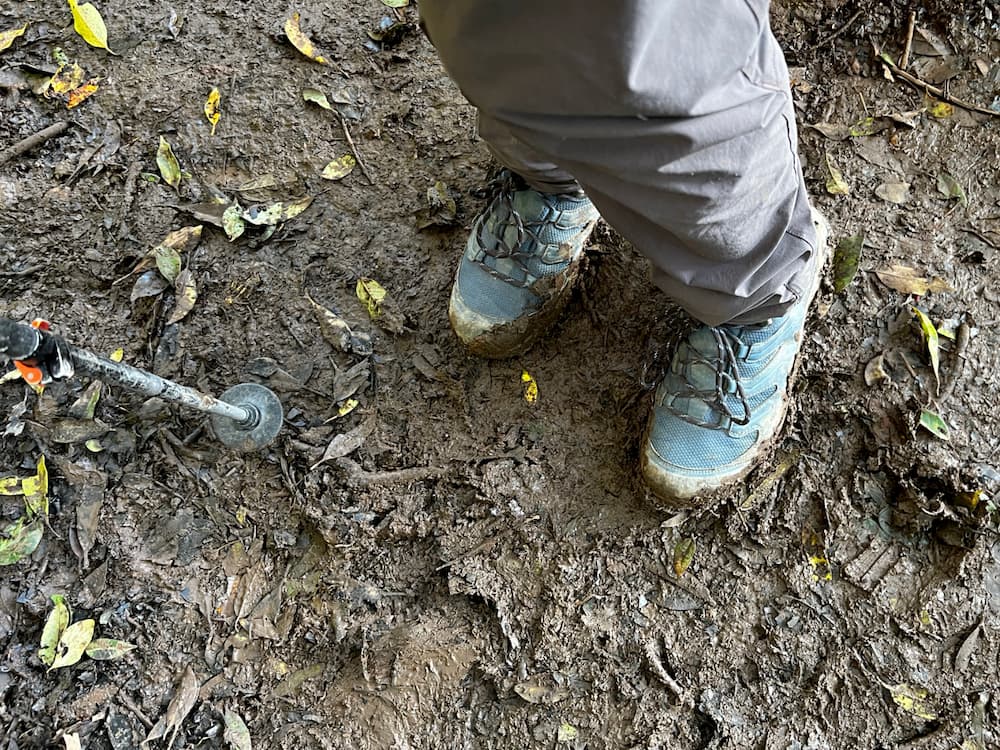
641, 210, 829, 506
449, 170, 601, 358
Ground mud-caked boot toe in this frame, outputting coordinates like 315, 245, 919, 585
448, 170, 601, 359
641, 209, 830, 506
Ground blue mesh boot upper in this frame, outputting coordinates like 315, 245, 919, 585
449, 171, 600, 358
642, 210, 829, 505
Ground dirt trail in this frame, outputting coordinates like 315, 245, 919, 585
1, 1, 999, 748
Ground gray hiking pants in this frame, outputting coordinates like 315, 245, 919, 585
419, 1, 819, 326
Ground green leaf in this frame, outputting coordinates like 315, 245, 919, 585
0, 517, 43, 565
85, 638, 137, 660
831, 233, 863, 293
50, 618, 95, 670
241, 196, 313, 226
912, 307, 940, 386
936, 173, 967, 206
156, 136, 181, 189
222, 202, 246, 241
39, 595, 70, 666
849, 116, 878, 137
223, 710, 253, 750
302, 88, 332, 110
919, 409, 950, 441
673, 538, 695, 577
154, 245, 182, 284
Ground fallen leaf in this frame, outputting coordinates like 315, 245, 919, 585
272, 663, 325, 698
808, 122, 851, 140
163, 666, 201, 745
955, 625, 981, 673
63, 733, 81, 750
156, 136, 181, 189
382, 0, 409, 6
310, 414, 376, 469
242, 195, 313, 225
85, 638, 136, 660
415, 180, 458, 228
21, 455, 48, 517
154, 245, 182, 284
49, 62, 85, 95
864, 354, 889, 386
557, 723, 578, 742
302, 88, 332, 110
50, 618, 95, 669
39, 595, 70, 666
0, 23, 28, 53
110, 348, 124, 362
166, 269, 198, 324
205, 87, 221, 135
513, 675, 569, 704
890, 683, 937, 720
321, 154, 356, 180
284, 12, 327, 64
825, 153, 849, 195
306, 293, 370, 355
886, 110, 921, 128
222, 202, 246, 241
0, 476, 21, 495
912, 307, 940, 385
66, 79, 99, 108
223, 710, 252, 750
673, 538, 695, 577
936, 173, 967, 206
928, 99, 953, 119
521, 370, 538, 404
875, 181, 910, 204
337, 398, 359, 417
356, 277, 387, 319
919, 409, 949, 441
131, 269, 170, 302
913, 26, 951, 57
0, 517, 43, 565
67, 0, 113, 53
874, 264, 951, 296
849, 116, 880, 137
832, 233, 864, 293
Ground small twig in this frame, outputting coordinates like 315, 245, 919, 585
899, 10, 916, 70
809, 9, 863, 50
0, 265, 43, 278
117, 693, 154, 730
335, 456, 446, 487
937, 321, 970, 404
643, 640, 686, 700
876, 44, 1000, 118
0, 122, 70, 167
336, 113, 375, 184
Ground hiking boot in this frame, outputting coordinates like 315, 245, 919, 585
449, 170, 601, 358
641, 210, 830, 506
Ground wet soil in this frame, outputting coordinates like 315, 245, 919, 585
2, 1, 1000, 748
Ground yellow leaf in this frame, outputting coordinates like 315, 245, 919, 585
356, 277, 387, 319
205, 87, 221, 135
39, 595, 70, 666
156, 136, 182, 189
321, 154, 356, 180
50, 618, 95, 670
928, 100, 953, 119
110, 348, 124, 362
67, 0, 113, 53
0, 476, 22, 495
521, 370, 538, 404
890, 683, 937, 720
673, 537, 695, 577
22, 455, 48, 517
242, 196, 314, 226
912, 307, 940, 386
825, 153, 849, 195
337, 398, 359, 417
284, 12, 327, 64
49, 62, 85, 94
0, 23, 28, 53
66, 79, 99, 109
166, 269, 198, 325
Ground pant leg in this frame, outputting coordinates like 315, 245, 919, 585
419, 0, 819, 327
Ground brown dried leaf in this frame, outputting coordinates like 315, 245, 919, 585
873, 264, 951, 296
166, 269, 198, 324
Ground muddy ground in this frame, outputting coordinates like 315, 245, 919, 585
2, 0, 1000, 748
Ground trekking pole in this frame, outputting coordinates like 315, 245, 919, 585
0, 318, 283, 451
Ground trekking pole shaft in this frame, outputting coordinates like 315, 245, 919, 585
69, 347, 257, 426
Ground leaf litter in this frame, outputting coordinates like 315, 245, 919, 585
284, 13, 327, 64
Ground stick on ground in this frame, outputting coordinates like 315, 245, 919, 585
0, 122, 70, 168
